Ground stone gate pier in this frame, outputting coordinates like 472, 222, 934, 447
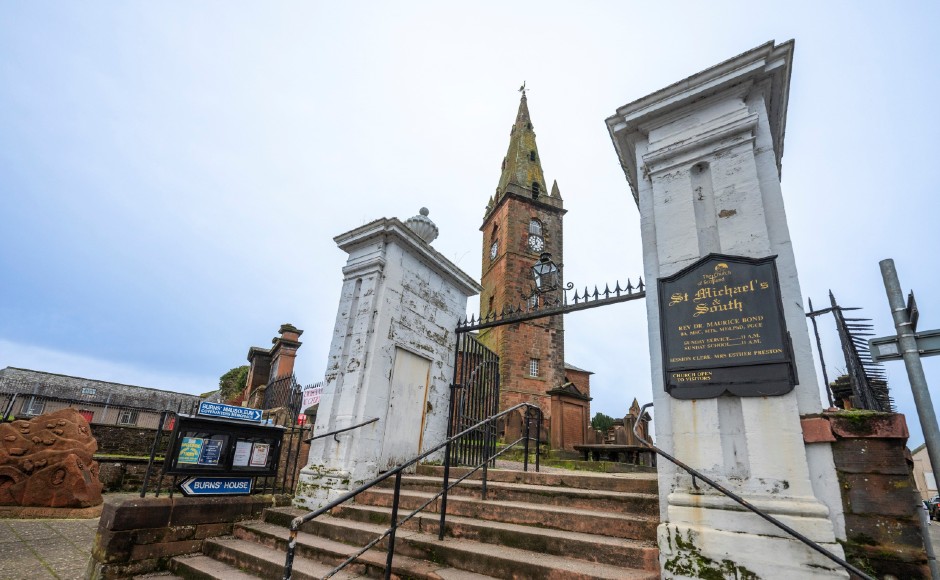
607, 41, 849, 578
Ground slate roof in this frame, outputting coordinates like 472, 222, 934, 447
0, 367, 205, 411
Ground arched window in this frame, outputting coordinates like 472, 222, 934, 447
529, 151, 536, 161
528, 219, 542, 236
531, 182, 540, 199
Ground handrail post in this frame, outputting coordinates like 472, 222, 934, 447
282, 520, 299, 580
481, 416, 491, 500
439, 383, 457, 540
140, 410, 168, 498
384, 471, 402, 580
523, 408, 531, 472
535, 407, 542, 473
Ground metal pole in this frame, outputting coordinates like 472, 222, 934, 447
808, 297, 836, 408
384, 472, 402, 580
535, 408, 542, 473
880, 259, 940, 518
523, 409, 530, 472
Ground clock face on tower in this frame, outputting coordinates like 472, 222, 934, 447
528, 234, 544, 253
490, 241, 499, 259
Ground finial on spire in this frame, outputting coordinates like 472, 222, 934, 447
518, 81, 527, 98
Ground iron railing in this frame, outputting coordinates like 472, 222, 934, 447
282, 402, 544, 580
633, 402, 875, 580
305, 416, 379, 443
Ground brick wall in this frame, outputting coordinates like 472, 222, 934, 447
803, 411, 929, 578
87, 494, 290, 579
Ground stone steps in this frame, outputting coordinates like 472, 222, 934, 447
416, 464, 658, 494
386, 474, 659, 515
168, 466, 660, 579
354, 486, 658, 541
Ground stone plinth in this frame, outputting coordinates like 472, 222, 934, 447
607, 41, 848, 578
295, 215, 481, 510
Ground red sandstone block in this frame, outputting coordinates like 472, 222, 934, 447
194, 522, 234, 539
829, 412, 909, 439
102, 497, 172, 531
134, 524, 196, 544
801, 416, 835, 443
129, 538, 203, 560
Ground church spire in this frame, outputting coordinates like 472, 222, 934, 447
495, 92, 549, 206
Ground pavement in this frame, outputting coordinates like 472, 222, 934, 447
0, 517, 98, 580
2, 500, 940, 579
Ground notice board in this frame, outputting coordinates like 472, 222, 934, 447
165, 414, 285, 477
658, 254, 796, 399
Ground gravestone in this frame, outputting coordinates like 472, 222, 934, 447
607, 41, 848, 578
295, 209, 481, 510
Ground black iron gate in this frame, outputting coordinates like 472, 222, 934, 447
447, 270, 646, 467
448, 333, 500, 466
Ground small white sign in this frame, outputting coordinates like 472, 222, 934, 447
301, 385, 323, 414
232, 441, 252, 467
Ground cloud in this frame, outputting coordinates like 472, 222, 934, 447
0, 339, 215, 396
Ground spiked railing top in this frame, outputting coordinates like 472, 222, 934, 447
457, 276, 645, 333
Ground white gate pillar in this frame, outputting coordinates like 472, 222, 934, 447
295, 209, 481, 510
607, 41, 848, 578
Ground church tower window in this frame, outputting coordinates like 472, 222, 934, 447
529, 358, 540, 377
529, 151, 536, 161
532, 182, 540, 199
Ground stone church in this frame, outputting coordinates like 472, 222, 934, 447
477, 93, 593, 451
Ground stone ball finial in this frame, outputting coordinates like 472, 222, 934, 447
405, 207, 439, 244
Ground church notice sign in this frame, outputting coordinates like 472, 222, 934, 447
658, 254, 796, 399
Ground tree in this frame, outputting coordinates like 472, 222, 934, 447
219, 365, 249, 402
591, 412, 615, 433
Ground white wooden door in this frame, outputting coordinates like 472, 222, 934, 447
382, 347, 431, 468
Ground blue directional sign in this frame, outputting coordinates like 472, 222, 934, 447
179, 476, 253, 496
197, 401, 263, 423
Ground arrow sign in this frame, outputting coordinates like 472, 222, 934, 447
179, 476, 253, 496
197, 401, 263, 423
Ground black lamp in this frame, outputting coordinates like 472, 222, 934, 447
532, 253, 560, 293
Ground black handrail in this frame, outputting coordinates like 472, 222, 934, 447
282, 402, 543, 580
304, 416, 379, 443
633, 402, 874, 580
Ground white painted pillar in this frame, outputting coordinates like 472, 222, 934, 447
607, 41, 848, 578
295, 210, 481, 510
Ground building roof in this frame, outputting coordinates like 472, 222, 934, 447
564, 362, 594, 375
0, 367, 205, 410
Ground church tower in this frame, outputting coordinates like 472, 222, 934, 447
478, 93, 567, 424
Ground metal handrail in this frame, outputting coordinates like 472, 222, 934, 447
633, 402, 874, 580
282, 401, 543, 580
304, 416, 379, 443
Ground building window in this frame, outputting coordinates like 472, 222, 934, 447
531, 182, 540, 199
81, 387, 96, 395
488, 295, 495, 315
529, 150, 536, 161
529, 359, 539, 377
78, 409, 94, 423
23, 397, 45, 416
117, 409, 139, 426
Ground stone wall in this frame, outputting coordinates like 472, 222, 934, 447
87, 494, 290, 579
92, 424, 169, 458
803, 411, 929, 578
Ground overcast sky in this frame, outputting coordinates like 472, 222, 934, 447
2, 2, 938, 447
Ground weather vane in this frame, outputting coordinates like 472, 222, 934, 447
519, 81, 527, 96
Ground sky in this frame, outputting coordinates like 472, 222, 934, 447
1, 2, 939, 447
